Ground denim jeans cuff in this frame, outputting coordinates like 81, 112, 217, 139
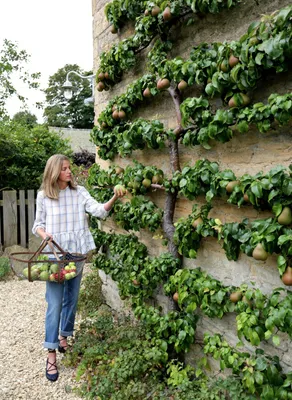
43, 341, 58, 349
60, 330, 73, 337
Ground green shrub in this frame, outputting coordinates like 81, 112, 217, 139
0, 257, 10, 280
0, 119, 73, 190
78, 268, 104, 317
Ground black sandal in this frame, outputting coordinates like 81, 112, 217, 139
46, 357, 58, 382
58, 336, 68, 353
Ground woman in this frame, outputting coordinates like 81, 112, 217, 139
32, 154, 126, 382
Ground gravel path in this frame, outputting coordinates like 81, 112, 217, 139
0, 275, 81, 400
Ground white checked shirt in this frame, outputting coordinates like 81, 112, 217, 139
32, 185, 109, 254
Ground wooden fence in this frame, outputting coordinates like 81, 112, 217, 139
0, 190, 36, 249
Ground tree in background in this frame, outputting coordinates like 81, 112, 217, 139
43, 64, 94, 129
12, 111, 37, 128
0, 118, 73, 190
0, 39, 40, 117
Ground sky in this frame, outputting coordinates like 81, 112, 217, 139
0, 0, 93, 122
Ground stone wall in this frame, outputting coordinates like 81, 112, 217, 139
92, 0, 292, 371
49, 127, 96, 153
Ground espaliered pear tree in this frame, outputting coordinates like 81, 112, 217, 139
87, 2, 292, 397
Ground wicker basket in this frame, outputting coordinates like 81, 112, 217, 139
9, 239, 86, 283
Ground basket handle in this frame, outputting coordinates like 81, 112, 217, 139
47, 240, 61, 261
50, 239, 67, 254
29, 239, 49, 262
29, 237, 66, 262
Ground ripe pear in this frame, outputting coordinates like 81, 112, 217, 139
163, 6, 172, 21
152, 174, 163, 184
143, 87, 152, 97
118, 110, 126, 119
228, 55, 239, 68
157, 78, 170, 90
97, 82, 105, 92
228, 93, 250, 108
282, 266, 292, 286
178, 80, 188, 91
110, 25, 117, 34
173, 292, 179, 302
220, 60, 229, 72
192, 217, 203, 229
229, 291, 242, 303
277, 207, 292, 226
243, 193, 250, 203
226, 180, 240, 193
151, 5, 161, 16
112, 110, 119, 119
115, 166, 124, 175
142, 178, 151, 188
252, 243, 268, 261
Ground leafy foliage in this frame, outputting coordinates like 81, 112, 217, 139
0, 119, 73, 190
43, 64, 94, 129
204, 334, 292, 399
12, 111, 38, 128
91, 230, 180, 301
0, 39, 40, 116
99, 0, 241, 87
78, 268, 104, 317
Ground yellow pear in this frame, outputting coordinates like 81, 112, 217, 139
277, 207, 292, 226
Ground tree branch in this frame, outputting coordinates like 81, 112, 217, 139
168, 86, 183, 128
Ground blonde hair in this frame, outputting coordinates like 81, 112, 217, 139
41, 154, 76, 199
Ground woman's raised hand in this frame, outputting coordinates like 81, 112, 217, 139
113, 184, 127, 198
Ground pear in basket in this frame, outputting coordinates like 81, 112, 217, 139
69, 262, 77, 271
50, 264, 59, 274
40, 271, 50, 281
31, 269, 40, 280
23, 267, 29, 278
40, 263, 49, 272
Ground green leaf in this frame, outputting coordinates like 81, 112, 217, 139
179, 178, 187, 188
178, 330, 187, 341
251, 182, 263, 198
237, 120, 249, 133
272, 335, 280, 346
255, 370, 264, 385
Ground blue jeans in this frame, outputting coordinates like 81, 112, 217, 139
44, 271, 83, 349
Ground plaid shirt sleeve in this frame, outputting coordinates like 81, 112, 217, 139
32, 191, 46, 236
78, 186, 109, 219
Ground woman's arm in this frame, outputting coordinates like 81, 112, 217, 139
104, 186, 126, 211
36, 227, 53, 241
79, 186, 126, 217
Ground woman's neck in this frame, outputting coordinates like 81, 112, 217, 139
58, 182, 69, 190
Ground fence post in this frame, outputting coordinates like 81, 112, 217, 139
3, 191, 17, 247
19, 190, 26, 248
27, 190, 35, 238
